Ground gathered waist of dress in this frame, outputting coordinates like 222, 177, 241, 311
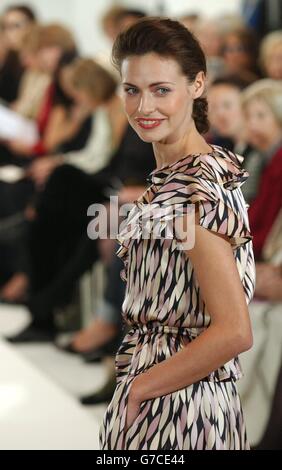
120, 321, 243, 382
129, 322, 206, 338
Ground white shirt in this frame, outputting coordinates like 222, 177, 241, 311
63, 107, 114, 174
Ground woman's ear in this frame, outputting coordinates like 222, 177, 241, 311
192, 71, 206, 99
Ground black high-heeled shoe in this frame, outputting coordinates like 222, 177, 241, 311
54, 338, 103, 362
6, 322, 55, 343
80, 374, 116, 405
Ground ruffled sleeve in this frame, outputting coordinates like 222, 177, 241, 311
115, 149, 253, 281
150, 151, 253, 251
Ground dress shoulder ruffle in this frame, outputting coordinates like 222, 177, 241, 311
116, 145, 253, 281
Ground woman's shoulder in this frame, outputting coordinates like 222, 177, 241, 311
149, 145, 248, 201
145, 145, 253, 252
167, 145, 248, 190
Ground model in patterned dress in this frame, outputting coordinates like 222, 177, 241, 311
99, 17, 255, 450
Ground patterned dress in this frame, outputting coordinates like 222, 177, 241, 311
99, 145, 255, 450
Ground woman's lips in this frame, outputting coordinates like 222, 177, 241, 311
135, 118, 165, 129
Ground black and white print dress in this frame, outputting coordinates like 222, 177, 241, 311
99, 145, 255, 450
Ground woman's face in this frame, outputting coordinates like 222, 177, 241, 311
264, 43, 282, 80
37, 46, 62, 75
244, 98, 281, 151
223, 34, 251, 72
2, 10, 32, 51
208, 84, 244, 138
120, 52, 204, 144
196, 23, 222, 58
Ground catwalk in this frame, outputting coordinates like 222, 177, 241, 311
0, 304, 106, 450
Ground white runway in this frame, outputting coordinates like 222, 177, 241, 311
0, 304, 107, 450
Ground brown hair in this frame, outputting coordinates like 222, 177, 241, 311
101, 5, 125, 31
38, 23, 76, 53
222, 27, 259, 68
5, 4, 36, 22
111, 16, 209, 134
71, 58, 118, 103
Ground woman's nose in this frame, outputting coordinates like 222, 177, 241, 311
138, 93, 155, 115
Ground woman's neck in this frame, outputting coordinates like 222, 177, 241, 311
152, 121, 212, 170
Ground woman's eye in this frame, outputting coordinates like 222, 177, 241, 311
156, 87, 170, 95
123, 87, 171, 96
124, 87, 138, 95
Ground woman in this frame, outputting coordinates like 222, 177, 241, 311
242, 79, 282, 261
236, 80, 282, 447
0, 4, 36, 103
221, 26, 259, 83
6, 23, 86, 158
11, 24, 51, 120
99, 17, 255, 450
259, 30, 282, 80
207, 75, 265, 204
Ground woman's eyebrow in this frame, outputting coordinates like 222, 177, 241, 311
122, 81, 175, 87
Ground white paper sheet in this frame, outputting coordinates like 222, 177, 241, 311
0, 165, 26, 183
0, 104, 38, 145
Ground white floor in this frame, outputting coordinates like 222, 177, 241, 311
0, 304, 108, 450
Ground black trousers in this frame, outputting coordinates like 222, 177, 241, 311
27, 164, 110, 329
0, 168, 34, 282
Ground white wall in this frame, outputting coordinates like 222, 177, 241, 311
0, 0, 114, 55
120, 0, 242, 17
1, 0, 242, 55
164, 0, 242, 17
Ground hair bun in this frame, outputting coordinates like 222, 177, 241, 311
192, 97, 209, 134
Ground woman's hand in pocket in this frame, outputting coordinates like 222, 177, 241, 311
125, 376, 145, 433
125, 394, 142, 433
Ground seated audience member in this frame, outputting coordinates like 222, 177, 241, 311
237, 80, 282, 448
221, 26, 260, 83
0, 42, 93, 299
3, 58, 128, 339
5, 23, 89, 159
238, 209, 282, 448
101, 5, 126, 43
208, 75, 265, 204
193, 18, 226, 82
0, 4, 36, 103
11, 24, 51, 120
242, 79, 282, 261
96, 6, 146, 78
259, 30, 282, 80
27, 57, 126, 184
